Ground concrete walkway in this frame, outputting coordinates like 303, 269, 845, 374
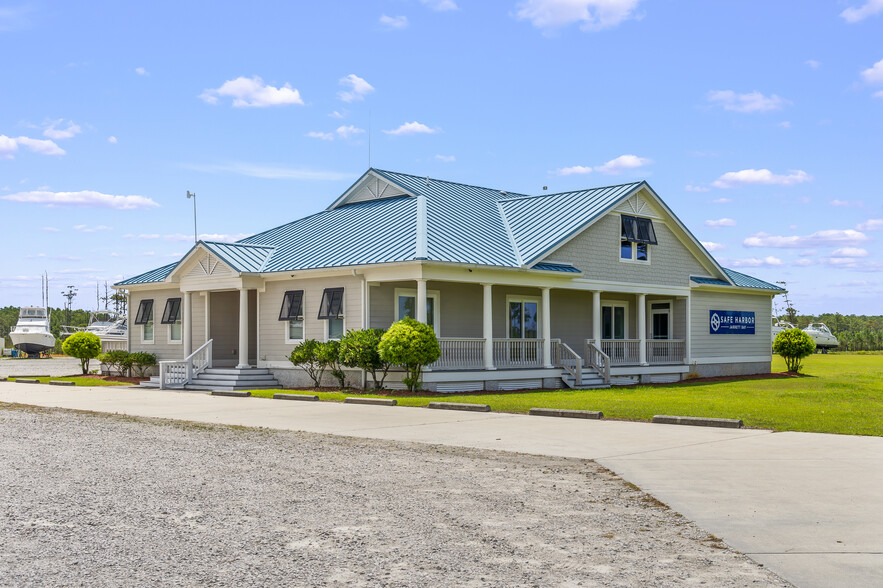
1, 382, 881, 588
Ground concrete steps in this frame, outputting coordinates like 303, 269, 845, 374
140, 367, 280, 391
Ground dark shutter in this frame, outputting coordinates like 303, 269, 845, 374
160, 298, 181, 324
278, 290, 304, 321
134, 299, 153, 325
621, 215, 657, 245
317, 288, 344, 319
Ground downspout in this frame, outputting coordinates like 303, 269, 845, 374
353, 269, 367, 390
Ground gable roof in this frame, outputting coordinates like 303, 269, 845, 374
115, 168, 779, 293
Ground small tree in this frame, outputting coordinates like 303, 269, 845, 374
289, 339, 329, 388
130, 352, 157, 378
62, 332, 102, 375
340, 328, 392, 390
773, 328, 815, 373
319, 340, 347, 389
99, 350, 131, 376
378, 318, 440, 392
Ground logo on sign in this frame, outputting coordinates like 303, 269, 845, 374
711, 313, 721, 332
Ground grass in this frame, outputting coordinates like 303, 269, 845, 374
5, 376, 129, 387
248, 354, 883, 437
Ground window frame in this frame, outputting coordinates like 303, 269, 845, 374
318, 287, 345, 341
650, 300, 672, 341
394, 288, 441, 335
136, 299, 155, 344
505, 295, 542, 340
134, 299, 153, 325
600, 300, 629, 340
160, 298, 181, 325
278, 290, 304, 322
619, 215, 655, 264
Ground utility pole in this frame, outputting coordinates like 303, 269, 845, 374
61, 285, 77, 327
100, 281, 111, 309
187, 191, 198, 244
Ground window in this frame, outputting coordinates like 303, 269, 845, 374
279, 290, 305, 342
318, 288, 344, 340
651, 302, 670, 340
507, 297, 539, 339
620, 215, 657, 262
161, 298, 182, 343
394, 288, 440, 334
601, 303, 627, 340
135, 299, 154, 343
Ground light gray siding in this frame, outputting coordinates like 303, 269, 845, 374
259, 275, 363, 363
691, 290, 773, 359
546, 214, 709, 287
129, 288, 185, 361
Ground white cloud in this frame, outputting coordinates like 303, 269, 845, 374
135, 67, 149, 76
0, 135, 65, 158
515, 0, 643, 32
860, 59, 883, 85
199, 76, 304, 108
857, 219, 883, 231
831, 247, 869, 258
73, 224, 112, 233
700, 241, 725, 252
704, 218, 737, 228
43, 119, 82, 140
554, 165, 593, 176
874, 90, 883, 99
41, 227, 60, 232
336, 125, 364, 140
306, 131, 334, 141
434, 154, 456, 162
711, 168, 811, 188
380, 14, 409, 29
729, 256, 784, 268
793, 258, 814, 267
329, 110, 346, 119
685, 184, 709, 192
805, 59, 820, 69
712, 197, 732, 203
707, 90, 789, 113
2, 190, 159, 210
840, 0, 883, 23
383, 121, 437, 135
421, 0, 458, 10
778, 121, 791, 129
743, 229, 870, 248
829, 199, 863, 207
595, 154, 652, 174
108, 136, 118, 144
183, 162, 350, 181
338, 74, 375, 103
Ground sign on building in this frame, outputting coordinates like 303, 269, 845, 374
709, 310, 755, 335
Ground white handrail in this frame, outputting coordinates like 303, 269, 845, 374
159, 339, 213, 390
557, 342, 583, 386
584, 340, 611, 384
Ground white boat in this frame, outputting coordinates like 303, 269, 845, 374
63, 310, 127, 342
803, 323, 839, 350
771, 317, 797, 343
10, 306, 56, 356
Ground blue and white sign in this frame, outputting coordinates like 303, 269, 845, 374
709, 310, 756, 334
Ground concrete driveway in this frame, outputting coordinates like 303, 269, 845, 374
1, 382, 881, 588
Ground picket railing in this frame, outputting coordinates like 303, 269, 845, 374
646, 339, 686, 365
493, 338, 543, 368
430, 338, 485, 370
158, 339, 213, 389
600, 339, 641, 366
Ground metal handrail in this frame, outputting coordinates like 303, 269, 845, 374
585, 340, 611, 384
159, 339, 213, 390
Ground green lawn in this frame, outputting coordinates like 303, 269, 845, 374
248, 354, 883, 436
5, 376, 129, 386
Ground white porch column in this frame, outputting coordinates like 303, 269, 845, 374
541, 287, 552, 368
483, 283, 495, 370
182, 291, 192, 356
203, 291, 210, 343
592, 290, 602, 346
684, 294, 692, 364
236, 288, 250, 369
638, 293, 647, 366
416, 279, 428, 323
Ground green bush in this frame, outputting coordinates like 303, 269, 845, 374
340, 328, 391, 390
62, 332, 102, 374
320, 340, 347, 389
130, 352, 157, 378
773, 329, 816, 372
99, 350, 131, 376
378, 318, 440, 392
289, 339, 328, 388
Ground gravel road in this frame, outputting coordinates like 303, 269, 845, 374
0, 357, 83, 378
0, 405, 788, 587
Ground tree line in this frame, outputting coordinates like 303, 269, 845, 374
792, 313, 883, 352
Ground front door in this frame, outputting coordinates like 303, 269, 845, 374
651, 302, 670, 340
508, 299, 539, 363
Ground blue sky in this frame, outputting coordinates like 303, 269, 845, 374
1, 0, 881, 315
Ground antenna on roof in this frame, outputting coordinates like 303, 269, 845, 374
368, 108, 371, 168
543, 186, 548, 191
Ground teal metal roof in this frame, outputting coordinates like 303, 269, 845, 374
118, 168, 779, 292
690, 276, 730, 286
115, 262, 177, 286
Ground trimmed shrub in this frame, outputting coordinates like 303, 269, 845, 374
289, 339, 328, 388
62, 332, 102, 375
320, 340, 347, 389
378, 318, 440, 392
773, 329, 816, 373
99, 350, 131, 376
130, 352, 157, 378
339, 328, 392, 390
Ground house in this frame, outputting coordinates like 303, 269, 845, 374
114, 168, 783, 391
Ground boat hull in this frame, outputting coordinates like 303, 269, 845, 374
11, 332, 56, 355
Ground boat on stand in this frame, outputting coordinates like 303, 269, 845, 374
10, 273, 56, 357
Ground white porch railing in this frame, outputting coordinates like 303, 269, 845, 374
430, 338, 485, 370
584, 341, 611, 384
600, 339, 641, 366
493, 338, 543, 368
646, 339, 686, 365
158, 339, 213, 390
101, 339, 127, 353
557, 342, 583, 386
